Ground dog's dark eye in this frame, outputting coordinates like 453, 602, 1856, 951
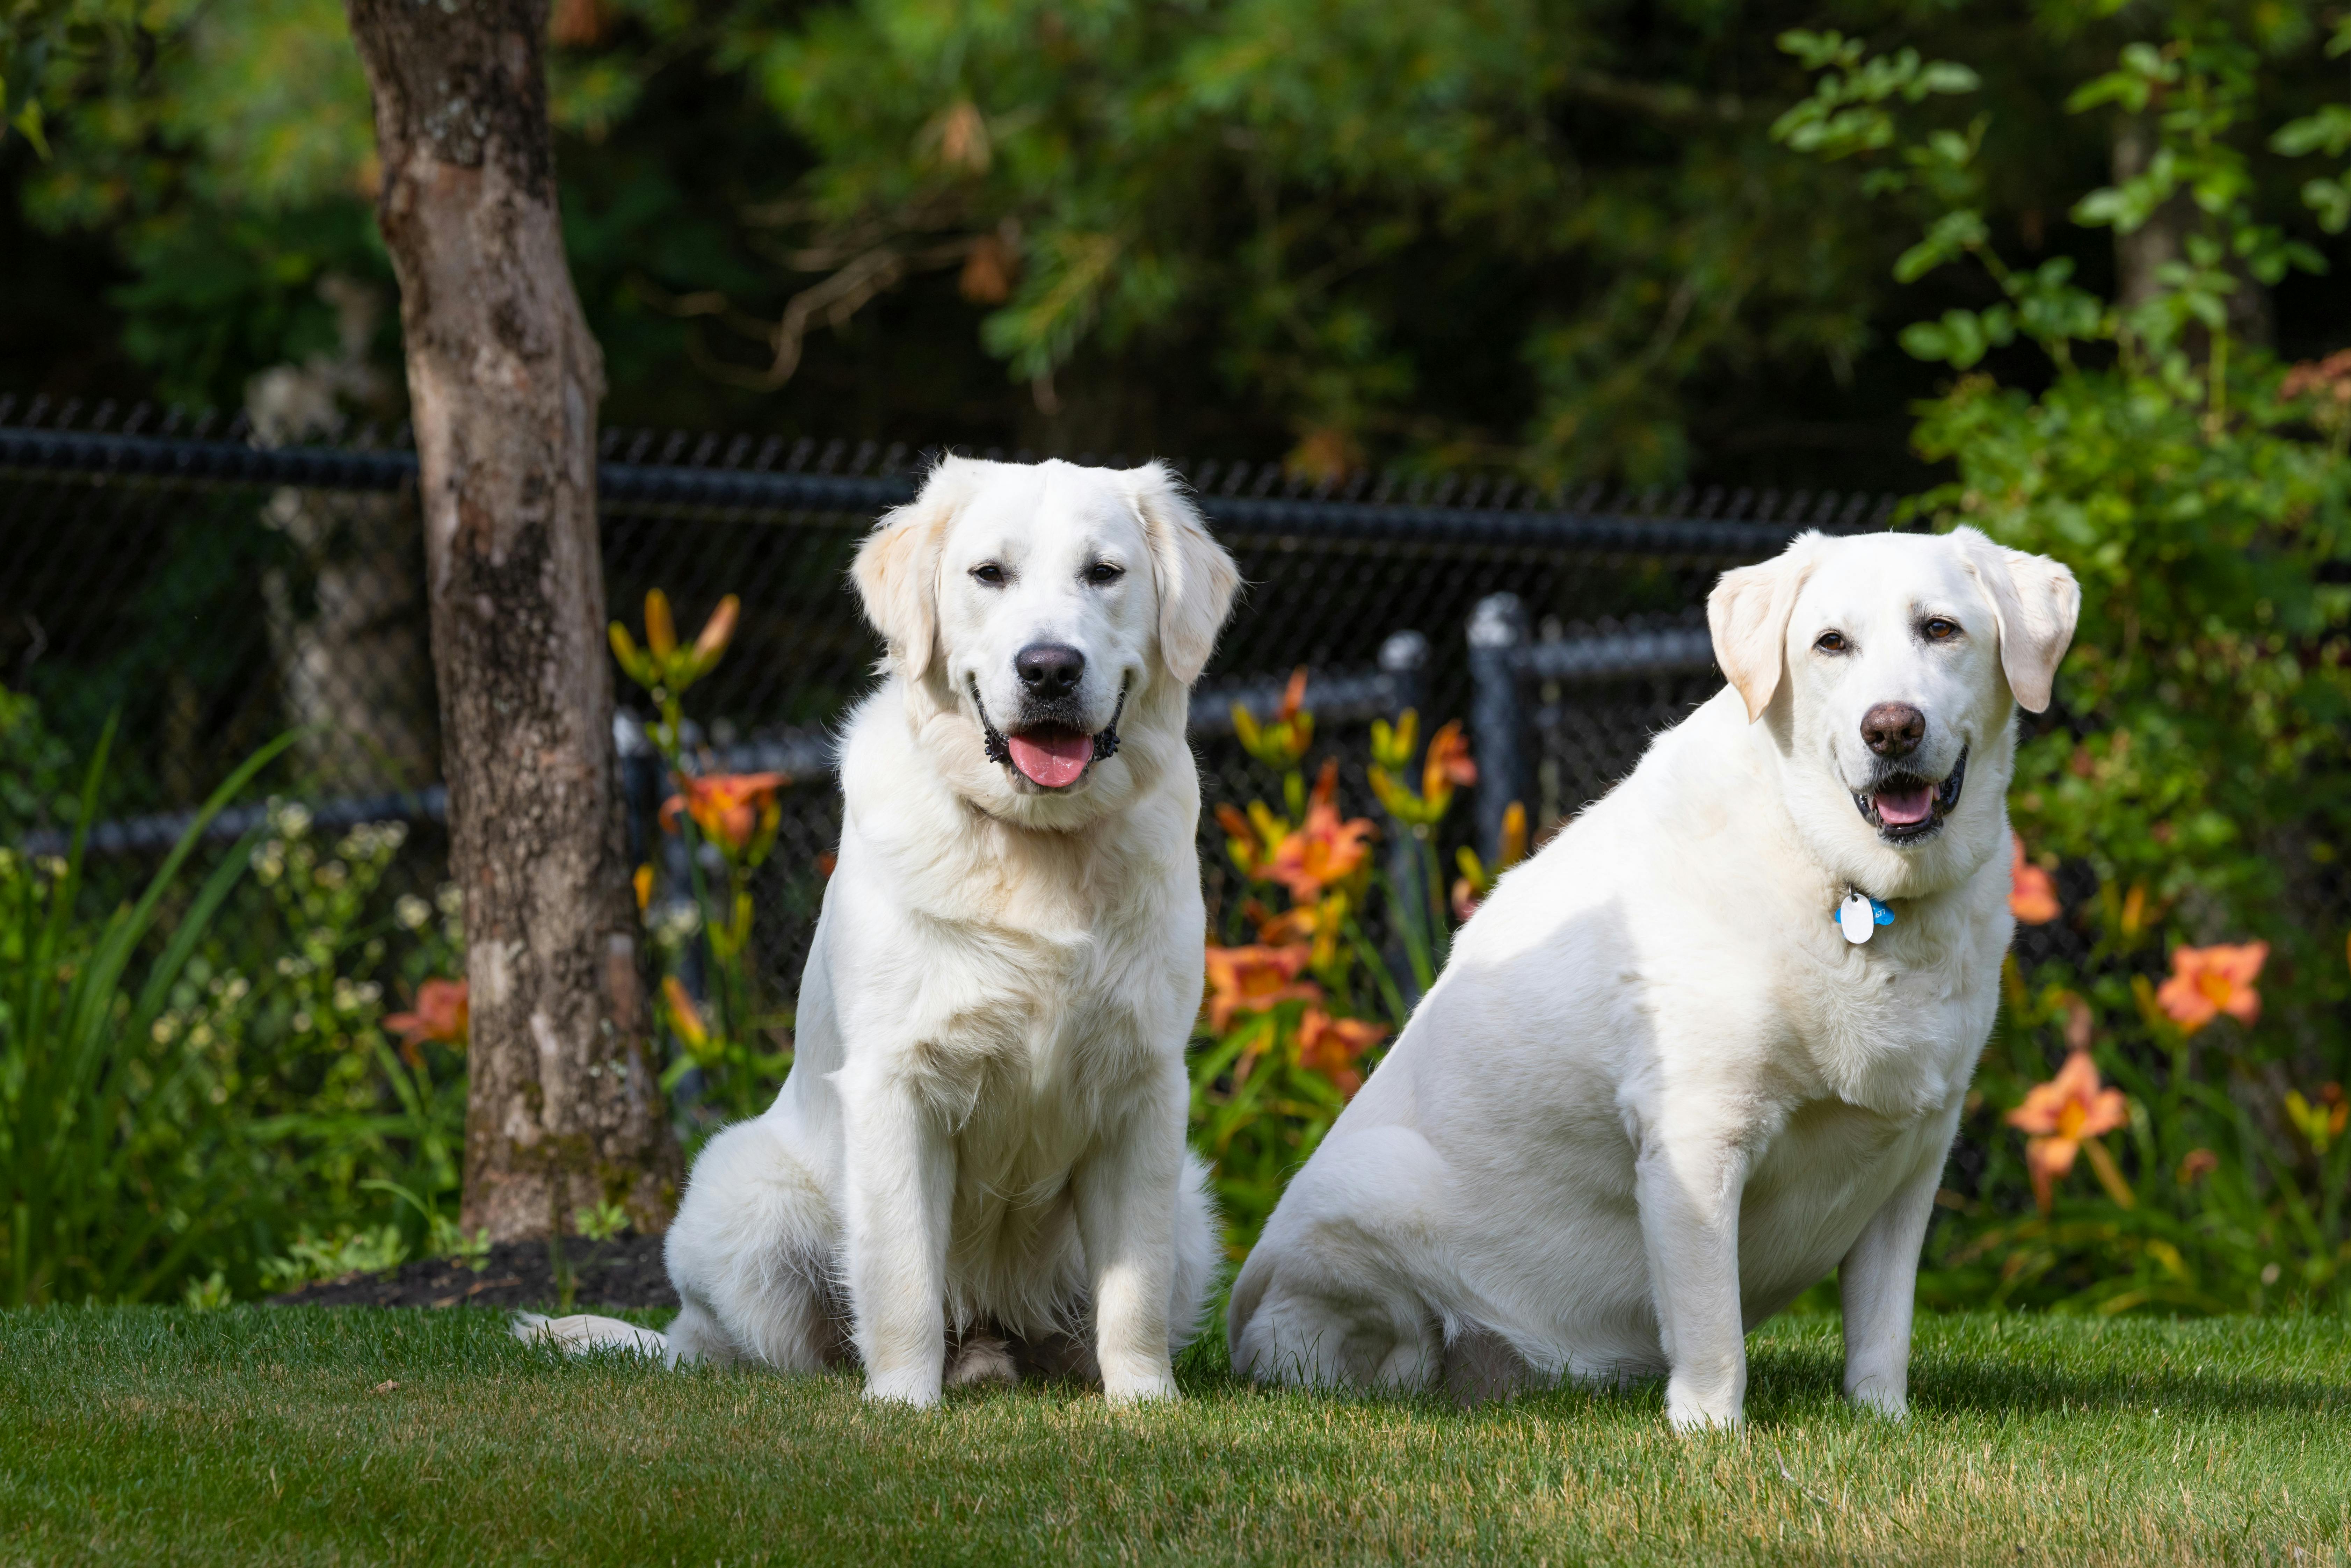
971, 563, 1005, 586
1815, 631, 1849, 654
1086, 561, 1125, 585
1923, 617, 1960, 642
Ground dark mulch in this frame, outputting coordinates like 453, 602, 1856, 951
267, 1234, 676, 1311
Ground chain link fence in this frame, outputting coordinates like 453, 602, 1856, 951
2, 393, 1896, 992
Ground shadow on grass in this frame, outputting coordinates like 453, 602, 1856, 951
1175, 1311, 2351, 1427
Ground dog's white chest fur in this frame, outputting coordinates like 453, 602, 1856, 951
1785, 908, 1996, 1121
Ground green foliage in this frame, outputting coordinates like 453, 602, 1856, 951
0, 719, 295, 1304
1781, 13, 2351, 1312
0, 0, 135, 152
223, 803, 468, 1241
725, 0, 1902, 478
0, 689, 474, 1303
0, 683, 74, 839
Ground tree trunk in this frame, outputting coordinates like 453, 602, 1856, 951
343, 0, 677, 1239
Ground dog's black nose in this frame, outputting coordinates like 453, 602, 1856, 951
1861, 702, 1926, 758
1015, 643, 1086, 699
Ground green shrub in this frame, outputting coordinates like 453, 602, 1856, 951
1780, 19, 2351, 1310
0, 720, 293, 1304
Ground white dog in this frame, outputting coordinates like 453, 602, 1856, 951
527, 456, 1239, 1405
1227, 525, 2078, 1428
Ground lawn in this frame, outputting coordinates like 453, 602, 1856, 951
3, 1306, 2347, 1566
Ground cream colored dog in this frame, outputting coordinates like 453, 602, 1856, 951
527, 456, 1239, 1406
1228, 525, 2078, 1428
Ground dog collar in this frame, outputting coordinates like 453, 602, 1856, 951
1831, 890, 1895, 945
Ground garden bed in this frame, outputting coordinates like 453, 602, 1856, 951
267, 1234, 676, 1311
6, 1306, 2346, 1565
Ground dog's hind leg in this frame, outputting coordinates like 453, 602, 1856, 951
1227, 1127, 1447, 1391
665, 1116, 842, 1372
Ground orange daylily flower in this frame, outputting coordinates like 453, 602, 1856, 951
1246, 893, 1350, 974
1265, 760, 1374, 901
2154, 942, 2268, 1033
661, 772, 788, 853
1294, 1007, 1389, 1099
2006, 1051, 2129, 1212
632, 864, 654, 912
1422, 720, 1476, 807
2176, 1147, 2220, 1186
2009, 834, 2059, 924
1202, 944, 1321, 1034
384, 978, 468, 1062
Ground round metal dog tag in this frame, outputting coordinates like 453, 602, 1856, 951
1838, 892, 1877, 945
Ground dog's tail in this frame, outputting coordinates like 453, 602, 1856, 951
513, 1312, 681, 1369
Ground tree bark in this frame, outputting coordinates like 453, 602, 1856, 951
344, 0, 677, 1239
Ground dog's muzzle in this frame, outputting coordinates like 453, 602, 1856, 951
973, 679, 1126, 790
1853, 744, 1967, 843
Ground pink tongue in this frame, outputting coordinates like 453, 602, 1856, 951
1007, 728, 1093, 787
1874, 784, 1935, 826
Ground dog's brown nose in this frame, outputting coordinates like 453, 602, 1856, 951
1861, 702, 1926, 758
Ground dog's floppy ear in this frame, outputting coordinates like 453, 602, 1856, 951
1708, 531, 1825, 722
1129, 462, 1240, 685
1953, 525, 2080, 713
854, 458, 973, 679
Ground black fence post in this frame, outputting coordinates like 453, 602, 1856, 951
1378, 629, 1430, 1007
1468, 593, 1529, 866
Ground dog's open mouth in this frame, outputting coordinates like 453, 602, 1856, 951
1004, 725, 1094, 789
1854, 745, 1967, 843
973, 681, 1125, 790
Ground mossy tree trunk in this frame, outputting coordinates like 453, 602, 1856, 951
343, 0, 677, 1240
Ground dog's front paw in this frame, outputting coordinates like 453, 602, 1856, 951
1101, 1360, 1179, 1406
862, 1368, 944, 1408
1844, 1377, 1909, 1420
1664, 1380, 1743, 1432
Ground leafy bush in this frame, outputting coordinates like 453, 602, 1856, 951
0, 677, 476, 1302
1781, 19, 2351, 1310
0, 719, 291, 1303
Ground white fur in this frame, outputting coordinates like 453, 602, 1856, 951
530, 458, 1239, 1407
1227, 527, 2079, 1428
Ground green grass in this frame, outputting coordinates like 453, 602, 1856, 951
3, 1307, 2348, 1565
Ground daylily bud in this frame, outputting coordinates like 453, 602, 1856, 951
644, 589, 677, 660
662, 974, 710, 1050
609, 623, 655, 688
1370, 709, 1419, 772
692, 594, 741, 676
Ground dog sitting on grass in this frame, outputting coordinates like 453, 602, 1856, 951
524, 456, 1239, 1405
1229, 525, 2079, 1428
